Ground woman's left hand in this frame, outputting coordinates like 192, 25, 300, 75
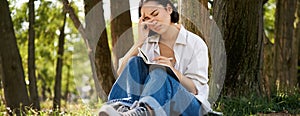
153, 56, 175, 68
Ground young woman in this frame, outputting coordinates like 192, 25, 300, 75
99, 0, 211, 115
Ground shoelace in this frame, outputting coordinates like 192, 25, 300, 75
122, 106, 148, 116
121, 101, 150, 116
116, 105, 130, 112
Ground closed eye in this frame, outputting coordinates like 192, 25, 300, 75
143, 9, 159, 21
152, 12, 159, 16
150, 9, 158, 16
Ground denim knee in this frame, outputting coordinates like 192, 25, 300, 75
149, 68, 171, 79
127, 56, 143, 66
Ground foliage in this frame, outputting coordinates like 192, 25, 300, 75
2, 0, 299, 115
8, 0, 80, 103
214, 93, 300, 115
263, 0, 276, 43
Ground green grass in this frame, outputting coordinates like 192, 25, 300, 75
1, 92, 300, 115
0, 98, 104, 116
213, 93, 300, 116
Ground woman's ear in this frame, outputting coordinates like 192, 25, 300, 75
166, 4, 173, 15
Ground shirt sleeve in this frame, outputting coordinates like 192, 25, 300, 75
184, 39, 209, 84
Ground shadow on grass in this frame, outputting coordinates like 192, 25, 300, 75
212, 93, 300, 116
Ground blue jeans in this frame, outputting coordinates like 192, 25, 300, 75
108, 56, 202, 116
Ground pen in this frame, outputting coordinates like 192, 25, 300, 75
141, 22, 155, 25
168, 58, 174, 61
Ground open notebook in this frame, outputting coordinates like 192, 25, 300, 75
138, 47, 179, 82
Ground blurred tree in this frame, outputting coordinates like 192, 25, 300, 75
53, 12, 67, 111
110, 0, 134, 70
274, 0, 297, 94
11, 0, 78, 104
62, 0, 111, 100
28, 0, 40, 110
84, 0, 115, 98
0, 0, 30, 114
213, 0, 264, 96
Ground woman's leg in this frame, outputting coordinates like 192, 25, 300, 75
108, 56, 149, 103
139, 68, 202, 116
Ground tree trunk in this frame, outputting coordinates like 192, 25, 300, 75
53, 12, 67, 111
296, 0, 300, 89
213, 0, 264, 96
274, 0, 297, 94
110, 0, 134, 70
179, 0, 228, 103
259, 2, 272, 100
84, 0, 115, 100
28, 0, 40, 110
0, 0, 30, 114
62, 0, 107, 100
179, 0, 209, 43
64, 65, 70, 103
39, 74, 47, 101
262, 32, 273, 100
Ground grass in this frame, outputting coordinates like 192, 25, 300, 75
213, 93, 300, 116
0, 98, 104, 116
0, 92, 299, 115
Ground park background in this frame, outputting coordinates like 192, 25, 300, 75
0, 0, 300, 115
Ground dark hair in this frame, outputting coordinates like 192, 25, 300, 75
138, 0, 179, 23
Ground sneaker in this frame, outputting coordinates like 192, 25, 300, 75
98, 104, 121, 116
111, 102, 130, 112
99, 102, 131, 116
122, 102, 150, 116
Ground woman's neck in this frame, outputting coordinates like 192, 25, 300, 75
160, 24, 180, 42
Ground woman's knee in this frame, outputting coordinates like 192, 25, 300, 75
127, 56, 143, 65
148, 68, 170, 81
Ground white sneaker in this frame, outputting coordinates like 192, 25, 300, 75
98, 104, 122, 116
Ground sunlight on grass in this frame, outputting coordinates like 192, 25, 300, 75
0, 98, 104, 116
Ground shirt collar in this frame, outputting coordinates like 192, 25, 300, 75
175, 25, 187, 45
147, 25, 187, 45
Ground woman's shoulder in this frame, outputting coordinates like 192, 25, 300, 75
180, 26, 205, 42
185, 30, 207, 48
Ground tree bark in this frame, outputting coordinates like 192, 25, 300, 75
64, 65, 70, 103
179, 0, 209, 43
28, 0, 40, 110
53, 12, 67, 111
0, 0, 30, 114
259, 2, 272, 100
84, 0, 115, 98
180, 0, 228, 103
262, 32, 273, 100
110, 0, 134, 70
213, 0, 264, 96
296, 0, 300, 89
274, 0, 297, 94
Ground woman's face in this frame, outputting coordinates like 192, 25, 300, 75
141, 1, 173, 35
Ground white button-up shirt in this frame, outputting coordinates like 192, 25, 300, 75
139, 25, 211, 114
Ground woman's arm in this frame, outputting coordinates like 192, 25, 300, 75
172, 69, 198, 95
153, 56, 198, 95
117, 42, 143, 75
117, 15, 150, 75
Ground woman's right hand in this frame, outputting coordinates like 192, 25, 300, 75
138, 15, 150, 44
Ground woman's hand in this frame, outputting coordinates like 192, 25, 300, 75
138, 15, 150, 44
153, 56, 175, 68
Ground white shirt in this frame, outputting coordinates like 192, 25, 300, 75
139, 25, 211, 114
